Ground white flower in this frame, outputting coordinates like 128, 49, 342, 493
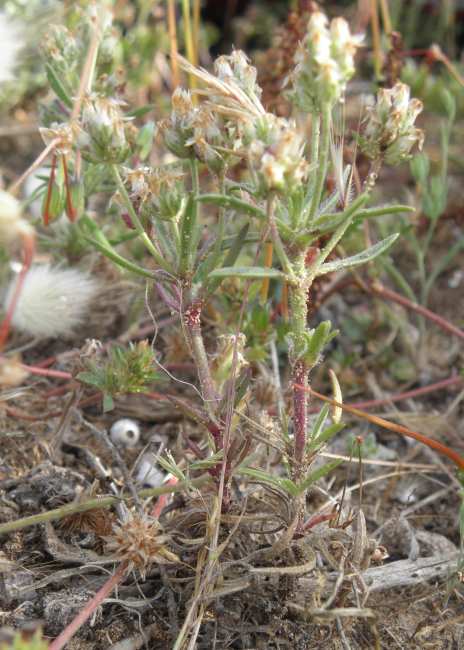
0, 13, 22, 84
3, 265, 99, 338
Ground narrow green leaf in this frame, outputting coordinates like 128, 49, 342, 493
126, 104, 155, 118
240, 467, 298, 496
45, 63, 73, 109
196, 194, 267, 221
296, 459, 344, 494
79, 218, 155, 279
307, 405, 330, 447
315, 234, 399, 276
308, 423, 345, 452
209, 266, 285, 280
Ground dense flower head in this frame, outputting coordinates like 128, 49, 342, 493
77, 94, 130, 163
123, 166, 185, 221
359, 82, 424, 165
288, 11, 363, 111
245, 114, 308, 193
161, 88, 228, 172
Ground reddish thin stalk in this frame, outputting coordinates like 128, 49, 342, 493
0, 233, 35, 350
302, 385, 464, 471
150, 476, 179, 518
8, 138, 59, 195
49, 561, 129, 650
19, 363, 72, 379
307, 375, 463, 413
369, 281, 464, 342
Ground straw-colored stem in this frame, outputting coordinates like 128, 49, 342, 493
167, 0, 180, 88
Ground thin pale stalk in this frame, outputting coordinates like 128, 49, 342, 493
49, 561, 129, 650
9, 138, 59, 195
182, 0, 197, 100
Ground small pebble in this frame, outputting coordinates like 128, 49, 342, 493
110, 418, 140, 447
135, 454, 165, 487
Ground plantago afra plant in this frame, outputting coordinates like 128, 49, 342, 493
34, 6, 430, 524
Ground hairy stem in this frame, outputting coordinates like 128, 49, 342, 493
183, 300, 218, 417
288, 251, 310, 480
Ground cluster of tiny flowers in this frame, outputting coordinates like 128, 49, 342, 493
288, 11, 363, 111
3, 265, 99, 339
359, 82, 424, 165
77, 94, 130, 163
245, 114, 308, 193
42, 25, 80, 76
105, 514, 179, 579
123, 166, 185, 221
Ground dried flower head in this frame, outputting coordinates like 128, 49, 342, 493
78, 94, 130, 163
40, 122, 78, 155
3, 264, 99, 339
359, 82, 424, 165
288, 11, 363, 111
105, 514, 179, 578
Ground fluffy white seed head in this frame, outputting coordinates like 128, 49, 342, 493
0, 190, 34, 247
110, 418, 140, 447
0, 13, 22, 84
3, 265, 99, 338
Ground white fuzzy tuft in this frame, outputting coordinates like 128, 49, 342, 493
4, 265, 99, 338
0, 13, 23, 84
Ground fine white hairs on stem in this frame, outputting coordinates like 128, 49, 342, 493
3, 265, 99, 338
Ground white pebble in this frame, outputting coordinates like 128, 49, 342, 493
110, 418, 140, 447
135, 453, 165, 487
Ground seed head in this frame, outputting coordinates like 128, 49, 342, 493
3, 265, 99, 339
0, 190, 34, 248
105, 514, 179, 579
359, 82, 424, 165
0, 12, 23, 84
